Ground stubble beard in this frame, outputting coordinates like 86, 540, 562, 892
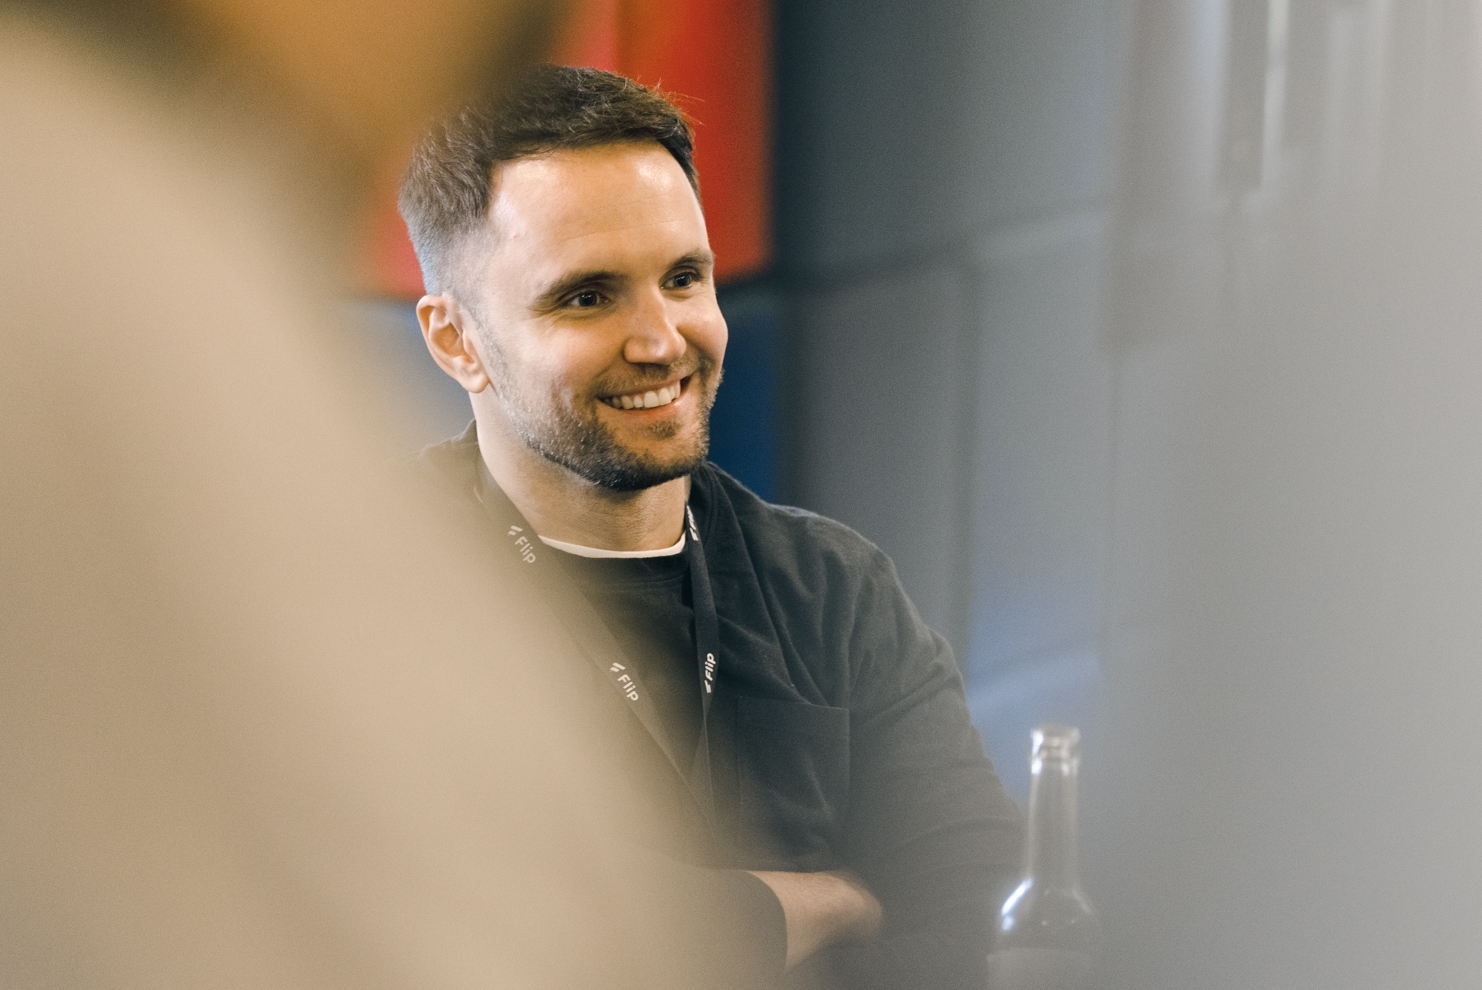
484, 336, 721, 492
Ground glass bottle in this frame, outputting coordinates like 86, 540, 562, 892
989, 724, 1102, 989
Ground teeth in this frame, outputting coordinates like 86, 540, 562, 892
605, 383, 682, 410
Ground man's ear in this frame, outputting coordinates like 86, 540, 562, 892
418, 294, 491, 394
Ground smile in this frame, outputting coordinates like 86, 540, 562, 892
600, 377, 687, 410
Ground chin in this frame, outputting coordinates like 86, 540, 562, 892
579, 442, 707, 492
529, 403, 711, 491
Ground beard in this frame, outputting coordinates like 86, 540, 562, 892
486, 343, 721, 492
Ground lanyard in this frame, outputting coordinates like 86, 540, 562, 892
475, 465, 720, 826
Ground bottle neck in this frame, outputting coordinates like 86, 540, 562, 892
1024, 755, 1081, 891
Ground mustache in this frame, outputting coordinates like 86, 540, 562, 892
594, 354, 715, 395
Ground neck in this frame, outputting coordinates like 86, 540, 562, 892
474, 409, 690, 553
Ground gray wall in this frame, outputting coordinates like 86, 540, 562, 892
781, 1, 1482, 987
774, 0, 1127, 794
1095, 3, 1482, 988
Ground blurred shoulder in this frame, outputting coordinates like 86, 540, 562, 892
417, 421, 481, 491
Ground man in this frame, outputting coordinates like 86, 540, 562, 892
403, 65, 1023, 988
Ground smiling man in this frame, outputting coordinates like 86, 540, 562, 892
402, 65, 1023, 989
419, 135, 725, 541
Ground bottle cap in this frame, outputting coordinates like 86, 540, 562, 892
1031, 724, 1080, 766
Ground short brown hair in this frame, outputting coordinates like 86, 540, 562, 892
398, 63, 698, 294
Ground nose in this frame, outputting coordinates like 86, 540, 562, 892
622, 287, 687, 367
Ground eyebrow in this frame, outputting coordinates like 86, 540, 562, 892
532, 269, 619, 311
674, 250, 717, 270
531, 250, 717, 312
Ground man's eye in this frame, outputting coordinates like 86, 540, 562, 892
670, 272, 696, 289
571, 290, 603, 308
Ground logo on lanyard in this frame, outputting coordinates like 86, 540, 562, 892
506, 524, 537, 564
607, 661, 640, 701
686, 505, 719, 697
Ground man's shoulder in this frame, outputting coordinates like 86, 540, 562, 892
693, 462, 894, 582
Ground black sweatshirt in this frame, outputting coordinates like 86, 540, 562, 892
424, 424, 1024, 990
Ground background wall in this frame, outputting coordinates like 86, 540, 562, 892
777, 4, 1482, 989
771, 0, 1129, 798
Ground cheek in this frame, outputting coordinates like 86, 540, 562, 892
538, 345, 612, 400
686, 309, 729, 367
707, 327, 729, 366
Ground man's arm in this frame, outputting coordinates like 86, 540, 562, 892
828, 550, 1025, 989
748, 869, 884, 969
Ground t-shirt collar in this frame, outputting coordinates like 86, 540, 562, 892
538, 531, 687, 559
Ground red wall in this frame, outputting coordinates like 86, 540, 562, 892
362, 0, 772, 298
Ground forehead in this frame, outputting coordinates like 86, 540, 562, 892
483, 142, 705, 280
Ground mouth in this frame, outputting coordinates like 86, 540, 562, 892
599, 375, 691, 411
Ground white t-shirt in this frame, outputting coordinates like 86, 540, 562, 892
539, 532, 687, 559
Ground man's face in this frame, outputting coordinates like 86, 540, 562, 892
459, 142, 727, 491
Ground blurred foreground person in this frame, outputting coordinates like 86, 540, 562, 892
0, 3, 764, 988
404, 66, 1024, 989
